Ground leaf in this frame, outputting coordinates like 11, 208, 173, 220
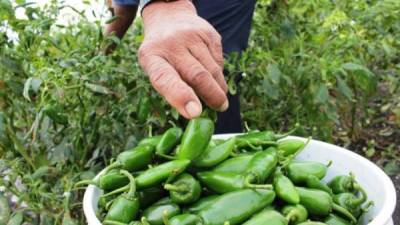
384, 160, 400, 176
314, 83, 329, 104
342, 63, 377, 93
262, 77, 279, 99
336, 76, 354, 100
267, 64, 281, 84
84, 83, 113, 95
23, 77, 42, 101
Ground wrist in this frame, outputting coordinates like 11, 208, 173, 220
142, 0, 195, 22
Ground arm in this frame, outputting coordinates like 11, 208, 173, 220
138, 0, 229, 119
104, 4, 138, 53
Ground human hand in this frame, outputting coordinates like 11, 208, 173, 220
138, 0, 228, 119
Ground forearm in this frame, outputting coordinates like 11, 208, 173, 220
106, 5, 138, 39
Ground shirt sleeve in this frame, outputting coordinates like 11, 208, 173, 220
112, 0, 140, 6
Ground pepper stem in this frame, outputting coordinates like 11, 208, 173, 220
103, 220, 128, 225
156, 152, 177, 160
120, 170, 136, 197
275, 123, 300, 139
101, 185, 129, 198
164, 184, 187, 193
285, 210, 299, 222
244, 175, 273, 189
293, 136, 312, 158
162, 210, 172, 225
74, 179, 98, 188
104, 162, 121, 174
349, 183, 367, 206
332, 203, 357, 224
141, 217, 150, 225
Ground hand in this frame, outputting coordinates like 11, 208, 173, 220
138, 0, 228, 119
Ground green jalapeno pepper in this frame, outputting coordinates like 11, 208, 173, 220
323, 214, 352, 225
332, 183, 368, 218
75, 169, 129, 191
136, 159, 191, 189
197, 171, 272, 194
164, 173, 201, 205
142, 203, 181, 225
137, 186, 167, 208
296, 187, 356, 223
156, 127, 183, 156
108, 145, 155, 172
287, 161, 328, 184
273, 169, 300, 204
278, 139, 306, 157
194, 138, 236, 168
305, 175, 333, 195
213, 154, 253, 174
163, 214, 203, 225
104, 170, 140, 224
235, 125, 298, 150
177, 118, 214, 161
242, 209, 288, 225
186, 195, 219, 213
246, 147, 278, 183
297, 222, 328, 225
138, 135, 163, 147
328, 174, 355, 194
198, 189, 276, 225
137, 96, 151, 123
281, 204, 308, 225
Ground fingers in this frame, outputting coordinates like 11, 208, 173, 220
172, 52, 228, 111
139, 54, 202, 119
189, 43, 228, 94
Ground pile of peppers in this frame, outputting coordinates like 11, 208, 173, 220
76, 117, 372, 225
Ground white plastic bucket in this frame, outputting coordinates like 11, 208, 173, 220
83, 135, 397, 225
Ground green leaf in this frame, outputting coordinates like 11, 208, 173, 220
342, 63, 377, 93
262, 77, 279, 99
336, 77, 354, 100
23, 77, 42, 102
267, 64, 281, 84
84, 83, 113, 95
384, 160, 400, 176
314, 83, 329, 104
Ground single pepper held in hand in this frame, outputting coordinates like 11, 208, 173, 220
177, 117, 214, 161
103, 170, 140, 224
198, 189, 276, 225
164, 173, 201, 205
242, 209, 288, 225
281, 204, 308, 225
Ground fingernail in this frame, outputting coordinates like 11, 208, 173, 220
218, 100, 229, 112
185, 101, 202, 118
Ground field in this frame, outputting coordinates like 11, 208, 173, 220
0, 0, 399, 224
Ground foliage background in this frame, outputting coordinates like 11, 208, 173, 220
0, 0, 399, 224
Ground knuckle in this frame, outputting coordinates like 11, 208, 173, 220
190, 69, 210, 87
150, 69, 172, 91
